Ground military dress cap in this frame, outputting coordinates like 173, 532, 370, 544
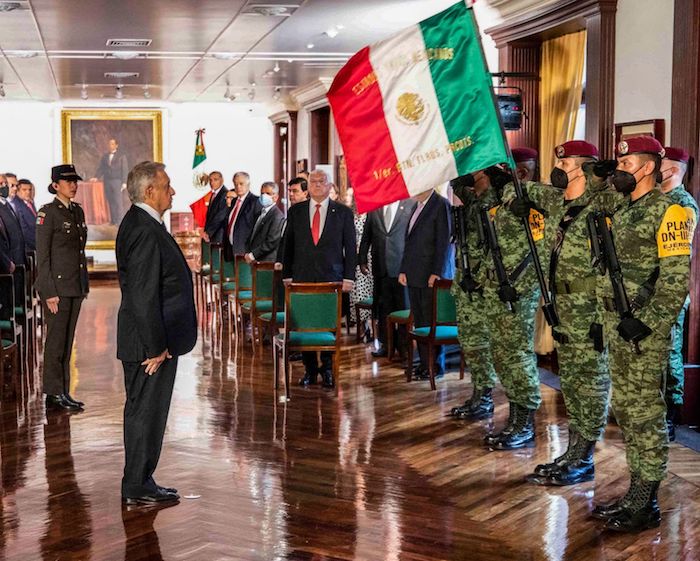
663, 146, 689, 164
512, 147, 538, 163
554, 140, 599, 159
48, 164, 82, 194
615, 136, 665, 158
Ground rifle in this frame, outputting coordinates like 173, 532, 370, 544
452, 206, 481, 296
587, 211, 648, 353
479, 205, 518, 312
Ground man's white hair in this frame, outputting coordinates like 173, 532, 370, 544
127, 161, 166, 203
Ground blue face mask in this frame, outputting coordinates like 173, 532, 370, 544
260, 193, 274, 207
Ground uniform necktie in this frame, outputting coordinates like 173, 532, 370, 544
384, 204, 393, 231
26, 200, 36, 217
311, 203, 321, 245
226, 198, 242, 240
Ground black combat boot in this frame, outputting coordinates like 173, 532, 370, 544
492, 404, 536, 450
604, 479, 661, 532
452, 388, 494, 419
527, 429, 580, 483
666, 403, 678, 442
591, 472, 640, 520
484, 402, 515, 446
546, 437, 596, 486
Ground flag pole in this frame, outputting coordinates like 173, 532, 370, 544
469, 7, 559, 327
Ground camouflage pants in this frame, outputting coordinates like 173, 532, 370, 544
666, 295, 690, 405
483, 282, 541, 410
554, 292, 610, 442
604, 311, 669, 481
453, 286, 497, 390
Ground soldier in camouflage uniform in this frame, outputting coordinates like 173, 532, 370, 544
659, 147, 698, 441
590, 137, 693, 533
448, 170, 500, 420
509, 141, 617, 486
475, 151, 546, 450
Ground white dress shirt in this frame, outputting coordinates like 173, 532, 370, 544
383, 200, 400, 231
135, 202, 163, 224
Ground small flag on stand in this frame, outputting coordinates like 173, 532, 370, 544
327, 1, 511, 213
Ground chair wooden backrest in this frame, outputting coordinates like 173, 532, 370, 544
234, 255, 253, 297
0, 274, 17, 339
200, 240, 212, 271
210, 243, 222, 278
250, 261, 275, 314
220, 250, 235, 283
284, 282, 342, 341
430, 279, 457, 335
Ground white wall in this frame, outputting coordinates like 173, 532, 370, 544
615, 0, 674, 139
0, 100, 274, 212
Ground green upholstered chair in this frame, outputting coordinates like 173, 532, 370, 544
405, 279, 464, 390
203, 243, 222, 315
0, 274, 23, 398
194, 239, 212, 316
387, 308, 412, 361
214, 253, 235, 325
273, 282, 343, 399
240, 261, 275, 351
256, 267, 285, 354
354, 297, 375, 342
227, 255, 253, 339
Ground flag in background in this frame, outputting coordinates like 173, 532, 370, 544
327, 1, 511, 214
193, 128, 207, 169
189, 191, 212, 229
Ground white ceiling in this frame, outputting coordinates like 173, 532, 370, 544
0, 0, 463, 104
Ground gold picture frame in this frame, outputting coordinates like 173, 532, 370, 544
61, 109, 163, 250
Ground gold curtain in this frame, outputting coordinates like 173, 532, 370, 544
535, 30, 586, 356
539, 30, 587, 182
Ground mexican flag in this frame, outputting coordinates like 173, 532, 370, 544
189, 191, 212, 229
193, 128, 207, 169
328, 1, 512, 213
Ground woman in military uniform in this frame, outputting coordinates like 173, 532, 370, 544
36, 164, 89, 411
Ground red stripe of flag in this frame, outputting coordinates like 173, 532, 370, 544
328, 47, 409, 214
189, 191, 212, 229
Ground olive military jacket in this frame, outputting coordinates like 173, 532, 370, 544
35, 198, 89, 300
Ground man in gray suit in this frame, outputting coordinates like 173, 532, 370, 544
359, 198, 416, 357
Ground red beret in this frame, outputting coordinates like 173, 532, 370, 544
663, 146, 689, 164
554, 141, 599, 159
616, 136, 665, 158
512, 147, 538, 163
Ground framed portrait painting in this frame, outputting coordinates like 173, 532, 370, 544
61, 109, 163, 250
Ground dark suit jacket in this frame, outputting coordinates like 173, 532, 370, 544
245, 205, 285, 262
0, 201, 26, 267
400, 192, 453, 288
10, 198, 37, 251
359, 199, 416, 279
203, 187, 229, 244
282, 199, 356, 282
116, 205, 197, 362
0, 215, 11, 273
96, 150, 129, 185
223, 193, 262, 259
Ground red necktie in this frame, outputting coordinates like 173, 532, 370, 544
226, 198, 242, 239
311, 203, 321, 245
26, 200, 36, 217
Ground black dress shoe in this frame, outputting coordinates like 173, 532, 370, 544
123, 488, 180, 505
371, 346, 388, 358
412, 367, 429, 381
157, 485, 178, 495
298, 371, 317, 386
321, 370, 335, 389
63, 394, 85, 407
46, 394, 81, 411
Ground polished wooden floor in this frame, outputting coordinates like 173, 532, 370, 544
1, 285, 699, 561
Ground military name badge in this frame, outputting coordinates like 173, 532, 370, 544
657, 204, 693, 258
528, 209, 545, 241
36, 211, 46, 225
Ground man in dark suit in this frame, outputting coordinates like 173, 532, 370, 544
116, 161, 197, 506
245, 182, 285, 263
93, 138, 129, 224
10, 179, 37, 251
0, 213, 12, 274
0, 180, 26, 268
399, 188, 453, 379
359, 198, 416, 357
223, 171, 262, 260
282, 169, 356, 388
202, 171, 229, 244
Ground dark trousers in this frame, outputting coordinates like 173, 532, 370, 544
302, 351, 332, 375
376, 276, 408, 346
121, 357, 178, 497
105, 179, 124, 224
408, 286, 444, 371
43, 296, 83, 396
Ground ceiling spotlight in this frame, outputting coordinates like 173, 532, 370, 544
248, 90, 256, 101
337, 24, 345, 30
249, 80, 256, 87
307, 43, 314, 49
273, 62, 280, 73
325, 28, 338, 38
287, 58, 294, 63
143, 86, 151, 99
115, 85, 124, 99
80, 85, 88, 100
272, 87, 281, 101
111, 51, 140, 60
0, 84, 5, 98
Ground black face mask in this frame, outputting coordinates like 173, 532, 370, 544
0, 184, 8, 199
550, 167, 569, 190
611, 166, 647, 194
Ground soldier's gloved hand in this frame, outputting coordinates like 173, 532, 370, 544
616, 317, 652, 343
508, 196, 533, 219
592, 159, 618, 179
484, 166, 512, 192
